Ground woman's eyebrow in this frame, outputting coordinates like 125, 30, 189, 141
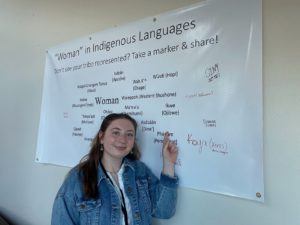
111, 127, 134, 132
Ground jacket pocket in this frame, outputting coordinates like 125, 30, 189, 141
76, 199, 102, 225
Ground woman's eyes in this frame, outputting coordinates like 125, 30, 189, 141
111, 131, 134, 138
112, 131, 120, 136
127, 133, 134, 137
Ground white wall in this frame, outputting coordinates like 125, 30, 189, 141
0, 0, 299, 225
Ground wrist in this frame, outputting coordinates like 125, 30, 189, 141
162, 161, 175, 177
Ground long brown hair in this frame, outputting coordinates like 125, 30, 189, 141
79, 113, 141, 199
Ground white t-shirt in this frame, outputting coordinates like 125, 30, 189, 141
107, 164, 133, 225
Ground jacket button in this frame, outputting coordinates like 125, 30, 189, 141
127, 187, 132, 193
134, 212, 140, 219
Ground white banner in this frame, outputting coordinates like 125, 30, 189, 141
36, 0, 263, 202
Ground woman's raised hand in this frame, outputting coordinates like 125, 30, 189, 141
162, 131, 178, 177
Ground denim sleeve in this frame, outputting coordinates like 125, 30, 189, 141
51, 193, 79, 225
147, 167, 179, 219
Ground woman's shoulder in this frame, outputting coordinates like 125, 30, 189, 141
56, 166, 83, 198
125, 158, 146, 169
66, 166, 82, 183
125, 158, 154, 177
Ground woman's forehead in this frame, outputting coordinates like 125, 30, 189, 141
107, 119, 135, 130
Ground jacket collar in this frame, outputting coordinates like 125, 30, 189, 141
97, 157, 135, 185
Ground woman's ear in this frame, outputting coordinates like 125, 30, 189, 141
98, 131, 104, 144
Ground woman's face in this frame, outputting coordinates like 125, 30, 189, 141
99, 118, 135, 161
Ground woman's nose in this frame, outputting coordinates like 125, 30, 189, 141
117, 134, 127, 143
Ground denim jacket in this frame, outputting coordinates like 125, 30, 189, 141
51, 158, 178, 225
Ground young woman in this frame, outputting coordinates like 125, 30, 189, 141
51, 113, 179, 225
